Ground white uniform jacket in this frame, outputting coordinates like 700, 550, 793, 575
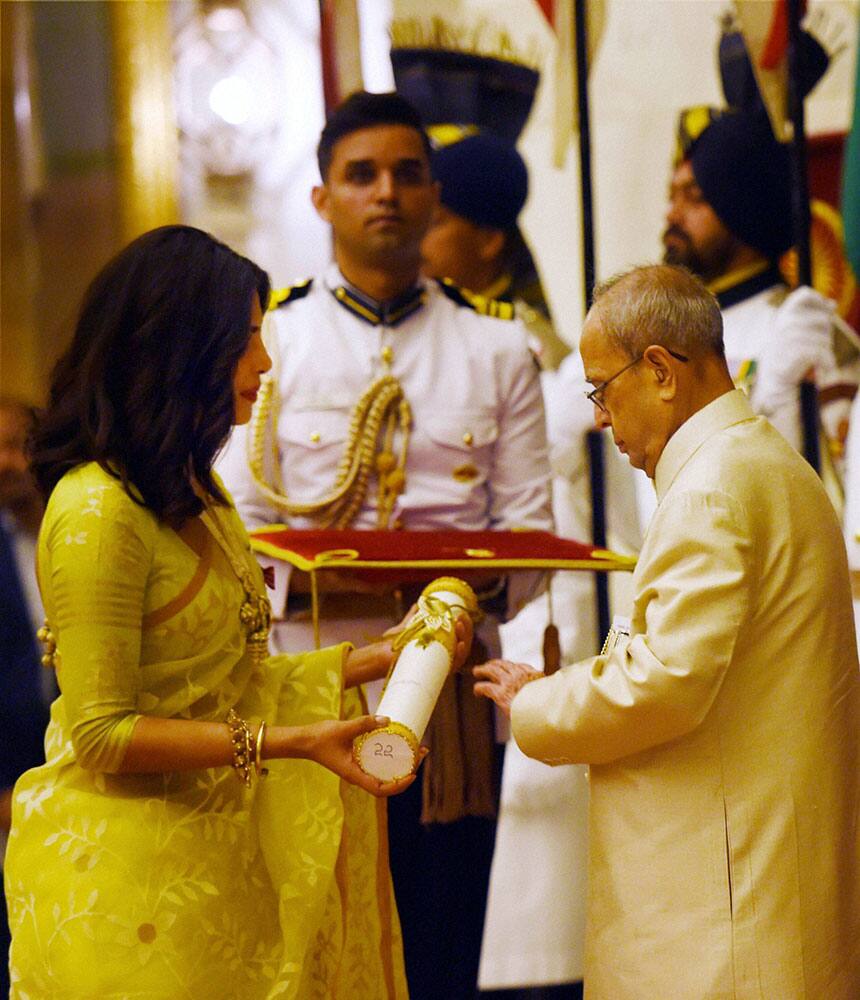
719, 271, 855, 452
512, 390, 860, 999
218, 265, 553, 624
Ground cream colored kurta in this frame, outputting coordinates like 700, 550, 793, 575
512, 390, 860, 1000
479, 353, 642, 989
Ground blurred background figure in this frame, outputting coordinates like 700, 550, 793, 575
0, 397, 52, 999
659, 16, 859, 524
421, 131, 570, 371
664, 104, 855, 461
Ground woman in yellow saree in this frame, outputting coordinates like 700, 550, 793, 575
4, 226, 468, 999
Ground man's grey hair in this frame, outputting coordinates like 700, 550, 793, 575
590, 264, 724, 359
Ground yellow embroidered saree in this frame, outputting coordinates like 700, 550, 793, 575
5, 463, 407, 999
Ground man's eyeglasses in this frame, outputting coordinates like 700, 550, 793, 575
585, 349, 689, 414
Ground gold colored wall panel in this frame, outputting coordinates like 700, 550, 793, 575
1, 3, 41, 404
109, 0, 179, 242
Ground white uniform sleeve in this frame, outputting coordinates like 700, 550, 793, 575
511, 486, 749, 765
488, 336, 553, 532
544, 354, 645, 551
487, 331, 553, 614
216, 422, 277, 530
543, 352, 596, 480
752, 286, 836, 447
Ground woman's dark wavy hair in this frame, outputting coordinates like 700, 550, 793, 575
31, 225, 271, 525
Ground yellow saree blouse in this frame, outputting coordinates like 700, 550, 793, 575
5, 463, 407, 999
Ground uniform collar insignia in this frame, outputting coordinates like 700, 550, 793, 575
481, 272, 514, 301
707, 260, 784, 310
328, 272, 426, 327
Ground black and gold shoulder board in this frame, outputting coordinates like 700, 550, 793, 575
437, 279, 515, 320
269, 279, 313, 311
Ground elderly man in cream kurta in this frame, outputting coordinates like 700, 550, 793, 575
475, 264, 860, 1000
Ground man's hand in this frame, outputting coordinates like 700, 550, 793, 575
473, 659, 544, 718
302, 715, 427, 797
763, 286, 835, 387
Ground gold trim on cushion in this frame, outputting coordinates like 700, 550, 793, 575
249, 532, 636, 574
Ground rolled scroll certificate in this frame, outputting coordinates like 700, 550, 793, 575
353, 576, 479, 781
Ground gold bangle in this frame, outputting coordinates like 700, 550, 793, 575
255, 720, 269, 778
227, 709, 253, 787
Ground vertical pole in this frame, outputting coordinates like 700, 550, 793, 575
574, 0, 595, 302
574, 0, 611, 643
786, 0, 821, 473
319, 0, 340, 114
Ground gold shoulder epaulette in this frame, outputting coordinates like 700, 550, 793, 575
437, 279, 515, 320
268, 279, 313, 311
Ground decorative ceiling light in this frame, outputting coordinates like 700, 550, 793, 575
173, 0, 279, 179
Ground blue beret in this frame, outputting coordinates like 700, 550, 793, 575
432, 133, 528, 231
